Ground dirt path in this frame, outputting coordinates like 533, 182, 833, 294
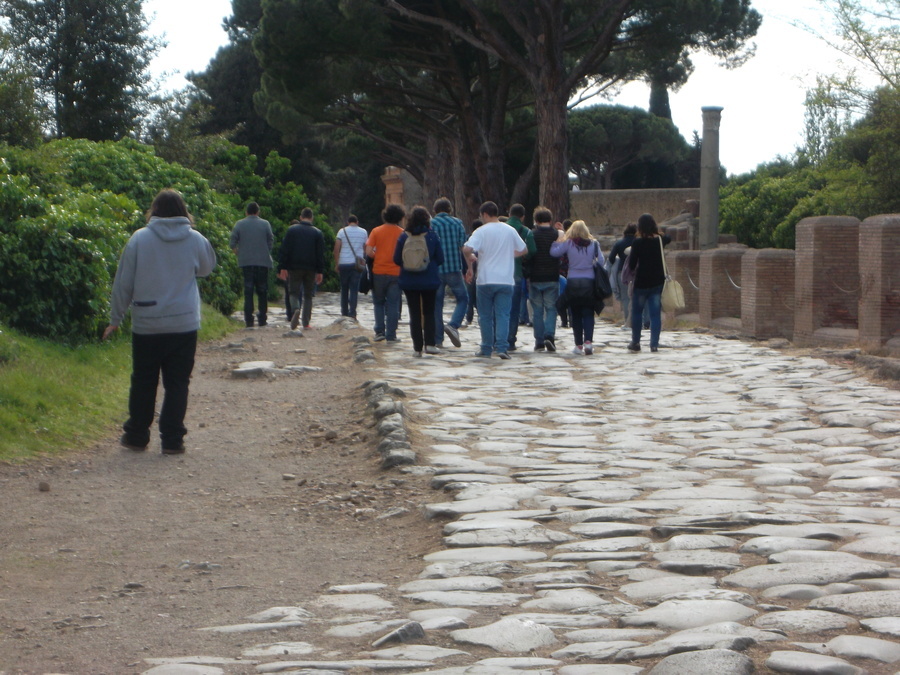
0, 309, 441, 674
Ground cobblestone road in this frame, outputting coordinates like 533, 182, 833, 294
147, 292, 900, 675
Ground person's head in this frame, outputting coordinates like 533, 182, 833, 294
246, 201, 260, 216
347, 214, 359, 225
562, 219, 573, 232
624, 223, 637, 237
406, 205, 431, 232
565, 219, 592, 241
471, 218, 483, 231
382, 204, 406, 225
509, 203, 526, 220
300, 207, 313, 221
533, 206, 552, 225
433, 197, 452, 214
637, 213, 658, 238
148, 189, 191, 222
479, 201, 499, 220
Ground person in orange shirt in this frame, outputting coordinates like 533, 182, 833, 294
365, 204, 406, 341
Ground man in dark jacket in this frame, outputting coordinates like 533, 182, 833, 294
528, 206, 562, 352
277, 207, 325, 330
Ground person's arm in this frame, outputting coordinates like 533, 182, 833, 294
524, 230, 536, 259
229, 225, 239, 255
550, 239, 567, 258
333, 231, 343, 271
277, 229, 291, 280
196, 235, 217, 278
266, 223, 274, 251
462, 244, 477, 282
104, 239, 138, 339
432, 232, 444, 268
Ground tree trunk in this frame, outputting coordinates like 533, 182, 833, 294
534, 86, 570, 221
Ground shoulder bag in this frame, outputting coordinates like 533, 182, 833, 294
344, 229, 367, 273
659, 236, 685, 312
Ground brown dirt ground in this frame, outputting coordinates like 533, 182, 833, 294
0, 319, 442, 674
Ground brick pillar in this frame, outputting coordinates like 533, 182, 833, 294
794, 216, 860, 346
382, 166, 404, 206
699, 248, 746, 327
859, 214, 900, 350
668, 251, 701, 316
741, 249, 795, 340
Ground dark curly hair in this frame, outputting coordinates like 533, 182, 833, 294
382, 204, 406, 225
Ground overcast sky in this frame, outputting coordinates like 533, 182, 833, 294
144, 0, 857, 176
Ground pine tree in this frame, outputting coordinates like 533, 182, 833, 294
2, 0, 157, 140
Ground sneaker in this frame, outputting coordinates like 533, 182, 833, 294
544, 338, 556, 352
584, 341, 593, 355
627, 342, 641, 352
651, 346, 659, 353
374, 333, 386, 342
498, 351, 511, 360
534, 341, 545, 352
290, 309, 301, 330
413, 350, 423, 357
474, 351, 491, 358
425, 345, 441, 355
508, 344, 517, 352
444, 325, 461, 347
386, 337, 401, 343
162, 443, 185, 455
303, 325, 311, 330
258, 321, 267, 327
572, 345, 584, 355
119, 434, 147, 452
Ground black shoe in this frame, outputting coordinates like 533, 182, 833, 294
627, 342, 641, 352
498, 351, 511, 360
162, 443, 185, 455
508, 344, 517, 352
651, 346, 659, 352
534, 342, 545, 352
245, 320, 254, 328
258, 321, 267, 327
119, 434, 147, 452
544, 338, 556, 352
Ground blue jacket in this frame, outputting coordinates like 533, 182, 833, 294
393, 228, 444, 291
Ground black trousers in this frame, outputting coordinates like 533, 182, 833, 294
403, 288, 437, 352
123, 331, 197, 449
242, 265, 269, 325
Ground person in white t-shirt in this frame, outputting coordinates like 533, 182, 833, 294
462, 201, 527, 359
333, 215, 370, 319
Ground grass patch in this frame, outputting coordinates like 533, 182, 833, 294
0, 305, 239, 463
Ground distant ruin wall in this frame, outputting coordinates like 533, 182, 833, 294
571, 188, 700, 234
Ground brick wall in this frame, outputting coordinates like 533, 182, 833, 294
668, 251, 702, 315
741, 249, 795, 340
571, 188, 700, 234
699, 248, 746, 326
794, 216, 860, 346
859, 215, 900, 349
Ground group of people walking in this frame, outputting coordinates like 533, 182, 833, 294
104, 188, 671, 453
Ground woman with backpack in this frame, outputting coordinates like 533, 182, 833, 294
550, 219, 604, 355
393, 206, 445, 357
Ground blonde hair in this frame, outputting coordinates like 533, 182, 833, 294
565, 219, 593, 241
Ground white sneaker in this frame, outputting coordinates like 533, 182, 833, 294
443, 325, 461, 347
572, 345, 584, 355
425, 345, 441, 355
584, 341, 593, 355
413, 351, 423, 357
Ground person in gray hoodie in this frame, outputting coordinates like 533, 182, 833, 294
103, 189, 217, 454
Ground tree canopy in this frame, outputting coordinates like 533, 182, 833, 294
253, 0, 760, 219
1, 0, 157, 140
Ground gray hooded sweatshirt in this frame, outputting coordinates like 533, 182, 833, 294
110, 216, 217, 334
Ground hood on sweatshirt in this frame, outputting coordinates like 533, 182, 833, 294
147, 216, 193, 242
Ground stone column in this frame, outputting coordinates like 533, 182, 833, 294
699, 106, 723, 250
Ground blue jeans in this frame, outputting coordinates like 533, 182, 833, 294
631, 284, 663, 348
571, 302, 595, 346
519, 279, 530, 323
435, 271, 469, 344
338, 264, 362, 318
242, 266, 269, 325
372, 274, 401, 339
507, 277, 523, 349
476, 283, 513, 355
529, 281, 558, 343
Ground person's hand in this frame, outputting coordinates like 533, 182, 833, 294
465, 268, 474, 283
553, 221, 563, 231
102, 325, 118, 340
315, 273, 323, 284
556, 228, 565, 240
277, 269, 288, 281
